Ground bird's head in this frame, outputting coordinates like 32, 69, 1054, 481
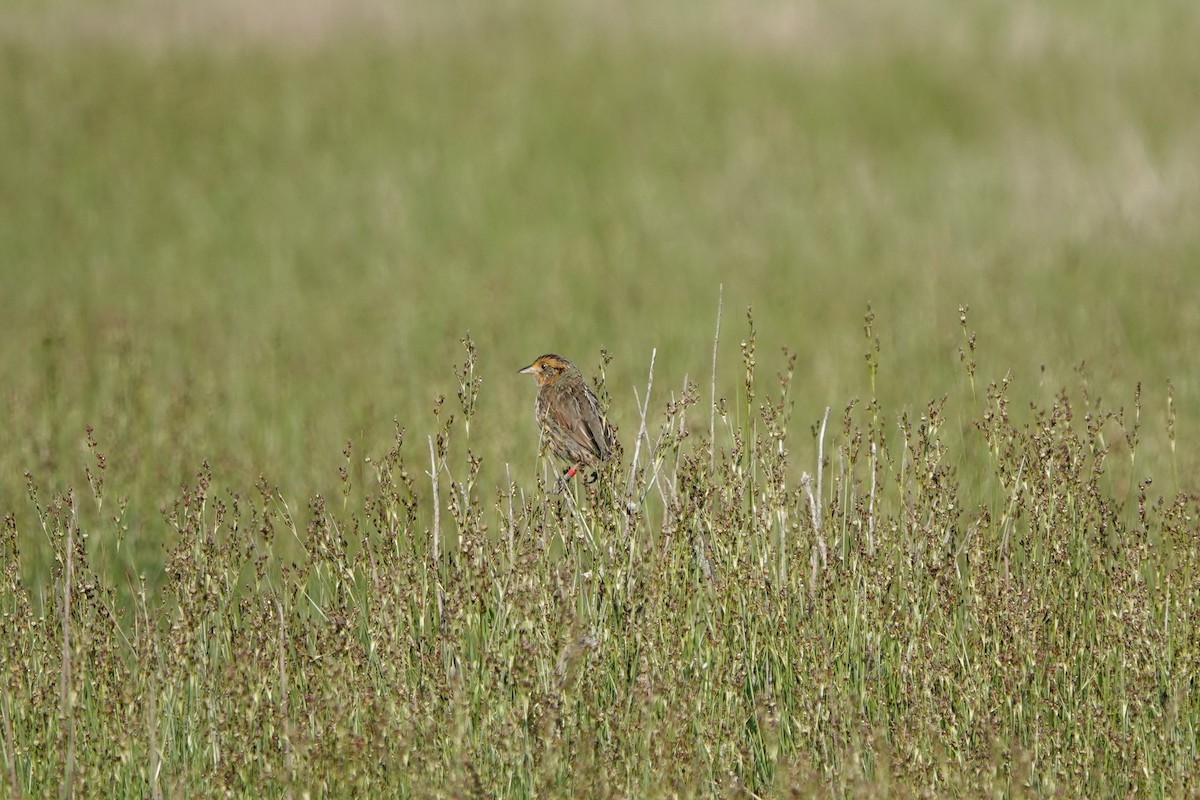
519, 354, 574, 387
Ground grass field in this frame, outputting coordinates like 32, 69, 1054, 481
2, 0, 1199, 796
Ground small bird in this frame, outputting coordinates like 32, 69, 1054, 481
519, 354, 617, 486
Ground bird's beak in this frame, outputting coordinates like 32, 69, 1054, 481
519, 363, 536, 375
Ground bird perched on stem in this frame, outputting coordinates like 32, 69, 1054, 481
519, 354, 616, 488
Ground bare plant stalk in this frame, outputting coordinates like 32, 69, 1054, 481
647, 451, 671, 512
627, 348, 656, 499
816, 406, 829, 533
678, 374, 689, 440
138, 576, 162, 800
695, 522, 713, 581
801, 475, 818, 529
624, 516, 638, 603
809, 544, 819, 597
620, 352, 657, 601
505, 463, 515, 567
60, 501, 75, 800
561, 488, 596, 550
206, 668, 219, 767
146, 684, 161, 800
710, 285, 722, 472
672, 373, 690, 493
868, 441, 877, 556
802, 407, 830, 568
679, 371, 713, 581
277, 600, 293, 799
428, 435, 440, 569
999, 455, 1026, 564
777, 508, 787, 585
1, 693, 20, 800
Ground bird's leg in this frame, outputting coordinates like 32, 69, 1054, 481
553, 465, 578, 494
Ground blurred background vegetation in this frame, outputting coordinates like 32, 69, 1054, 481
2, 0, 1197, 580
2, 2, 1199, 796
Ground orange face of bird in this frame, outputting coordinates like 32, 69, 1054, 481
518, 354, 570, 387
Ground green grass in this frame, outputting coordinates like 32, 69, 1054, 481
1, 0, 1198, 796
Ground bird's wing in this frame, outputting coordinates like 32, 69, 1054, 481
553, 390, 610, 462
578, 390, 611, 461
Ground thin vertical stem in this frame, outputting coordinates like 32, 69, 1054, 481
278, 600, 293, 799
626, 348, 656, 499
815, 407, 829, 532
428, 436, 440, 569
505, 463, 515, 567
59, 500, 75, 800
868, 441, 877, 556
1, 693, 20, 800
710, 284, 723, 472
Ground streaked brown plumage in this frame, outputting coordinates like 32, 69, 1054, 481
519, 354, 616, 483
